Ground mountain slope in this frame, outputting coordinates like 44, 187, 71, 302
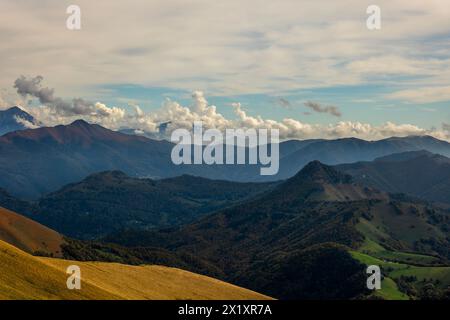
1, 119, 450, 197
103, 162, 385, 298
336, 151, 450, 205
0, 240, 271, 300
0, 120, 176, 199
275, 136, 450, 180
0, 106, 40, 136
16, 171, 273, 239
105, 161, 450, 299
0, 205, 226, 282
0, 119, 312, 198
0, 206, 64, 256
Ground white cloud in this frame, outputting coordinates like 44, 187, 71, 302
13, 115, 40, 129
0, 1, 449, 96
388, 86, 450, 103
23, 90, 450, 142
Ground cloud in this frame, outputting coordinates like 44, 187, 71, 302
1, 1, 450, 97
0, 95, 7, 110
14, 76, 129, 127
388, 86, 450, 104
14, 75, 95, 116
19, 85, 449, 142
345, 56, 450, 77
304, 101, 342, 117
10, 75, 448, 141
13, 115, 39, 129
0, 88, 27, 110
276, 98, 292, 109
443, 123, 450, 132
14, 76, 54, 104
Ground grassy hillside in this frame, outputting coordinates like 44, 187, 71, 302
352, 224, 450, 300
0, 206, 64, 257
0, 240, 271, 300
104, 162, 450, 300
351, 250, 450, 300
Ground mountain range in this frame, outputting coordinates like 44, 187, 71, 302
0, 119, 177, 198
276, 136, 450, 180
101, 161, 450, 299
1, 157, 449, 299
336, 150, 450, 206
5, 149, 450, 240
1, 118, 450, 199
14, 171, 273, 239
2, 109, 450, 300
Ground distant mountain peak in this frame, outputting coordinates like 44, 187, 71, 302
69, 119, 91, 127
7, 106, 23, 112
292, 160, 353, 185
3, 106, 33, 118
0, 106, 40, 136
267, 160, 386, 203
0, 119, 142, 146
84, 170, 130, 182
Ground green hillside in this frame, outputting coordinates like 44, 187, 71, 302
103, 161, 450, 300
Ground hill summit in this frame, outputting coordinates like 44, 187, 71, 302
289, 160, 353, 184
270, 160, 387, 203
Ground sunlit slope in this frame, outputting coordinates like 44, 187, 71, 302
0, 206, 64, 256
0, 240, 271, 300
0, 240, 117, 299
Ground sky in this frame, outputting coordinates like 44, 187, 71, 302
0, 0, 449, 141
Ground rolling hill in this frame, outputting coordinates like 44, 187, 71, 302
0, 239, 271, 300
336, 150, 450, 205
1, 171, 273, 239
103, 161, 450, 299
0, 206, 226, 283
0, 206, 64, 256
2, 158, 448, 299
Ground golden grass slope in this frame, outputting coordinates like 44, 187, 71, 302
0, 240, 271, 300
0, 206, 64, 257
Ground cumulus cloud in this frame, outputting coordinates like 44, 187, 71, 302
304, 101, 342, 117
13, 115, 40, 129
14, 75, 103, 116
0, 89, 27, 110
145, 94, 448, 141
14, 76, 131, 129
13, 76, 449, 142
